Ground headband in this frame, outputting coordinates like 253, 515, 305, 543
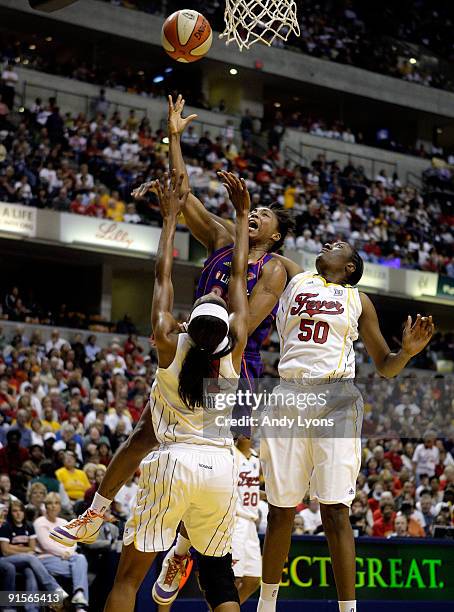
189, 303, 229, 330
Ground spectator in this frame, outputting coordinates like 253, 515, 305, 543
85, 335, 101, 362
1, 62, 18, 110
417, 493, 436, 536
105, 400, 132, 435
31, 460, 59, 494
292, 514, 305, 535
25, 482, 48, 522
54, 424, 83, 461
412, 431, 439, 483
93, 88, 109, 116
0, 474, 19, 510
55, 451, 90, 502
3, 287, 19, 318
0, 430, 29, 483
34, 492, 89, 610
9, 409, 32, 448
75, 164, 94, 191
84, 464, 107, 507
372, 500, 395, 537
389, 515, 409, 538
299, 499, 322, 534
397, 501, 425, 537
0, 94, 9, 129
45, 329, 69, 354
123, 202, 141, 223
0, 500, 65, 607
240, 109, 253, 143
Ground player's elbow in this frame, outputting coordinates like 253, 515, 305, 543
375, 365, 397, 379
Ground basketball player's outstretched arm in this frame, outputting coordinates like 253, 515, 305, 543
219, 172, 250, 369
133, 96, 233, 253
166, 94, 235, 253
95, 173, 190, 503
151, 172, 190, 368
359, 292, 434, 378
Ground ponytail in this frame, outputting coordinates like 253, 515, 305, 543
178, 332, 236, 409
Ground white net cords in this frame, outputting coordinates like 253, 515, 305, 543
220, 0, 300, 51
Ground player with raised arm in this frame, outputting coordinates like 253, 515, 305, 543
57, 170, 250, 612
49, 95, 293, 553
256, 241, 434, 612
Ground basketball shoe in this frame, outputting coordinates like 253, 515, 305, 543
49, 509, 104, 546
152, 546, 191, 605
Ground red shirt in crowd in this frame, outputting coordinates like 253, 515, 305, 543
372, 516, 395, 537
0, 445, 29, 477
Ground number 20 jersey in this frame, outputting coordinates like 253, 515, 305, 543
235, 447, 260, 521
276, 272, 362, 380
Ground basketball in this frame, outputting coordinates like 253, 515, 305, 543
161, 10, 213, 63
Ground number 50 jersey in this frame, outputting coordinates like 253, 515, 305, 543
276, 272, 363, 380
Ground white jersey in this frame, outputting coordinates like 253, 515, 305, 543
235, 447, 260, 521
151, 334, 239, 447
277, 272, 362, 380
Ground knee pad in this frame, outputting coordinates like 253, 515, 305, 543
196, 552, 240, 609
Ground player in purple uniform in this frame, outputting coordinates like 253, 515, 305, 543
168, 94, 291, 403
49, 96, 293, 595
196, 244, 278, 388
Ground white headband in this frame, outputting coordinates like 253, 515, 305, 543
189, 303, 229, 329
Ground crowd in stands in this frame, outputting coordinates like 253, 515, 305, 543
0, 325, 152, 608
1, 286, 138, 334
0, 85, 453, 278
0, 318, 451, 609
99, 0, 454, 93
1, 31, 452, 160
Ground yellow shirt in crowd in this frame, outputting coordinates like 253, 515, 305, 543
41, 418, 61, 432
55, 467, 90, 500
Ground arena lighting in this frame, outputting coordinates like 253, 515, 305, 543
409, 57, 417, 64
18, 107, 25, 113
153, 75, 164, 84
45, 36, 53, 42
164, 67, 173, 73
274, 102, 281, 108
138, 70, 145, 76
29, 44, 36, 50
229, 68, 238, 75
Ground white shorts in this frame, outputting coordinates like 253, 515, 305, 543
124, 444, 237, 556
231, 516, 261, 578
260, 382, 363, 508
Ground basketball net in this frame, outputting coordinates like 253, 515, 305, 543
221, 0, 300, 51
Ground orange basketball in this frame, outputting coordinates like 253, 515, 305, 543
161, 9, 213, 63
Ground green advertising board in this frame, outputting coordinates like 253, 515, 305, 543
279, 536, 453, 601
437, 275, 454, 299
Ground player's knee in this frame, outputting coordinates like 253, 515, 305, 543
320, 503, 350, 535
197, 553, 240, 609
267, 504, 296, 531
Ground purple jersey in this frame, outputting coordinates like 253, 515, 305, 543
196, 244, 278, 366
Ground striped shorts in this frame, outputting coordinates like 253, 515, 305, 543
123, 443, 237, 556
